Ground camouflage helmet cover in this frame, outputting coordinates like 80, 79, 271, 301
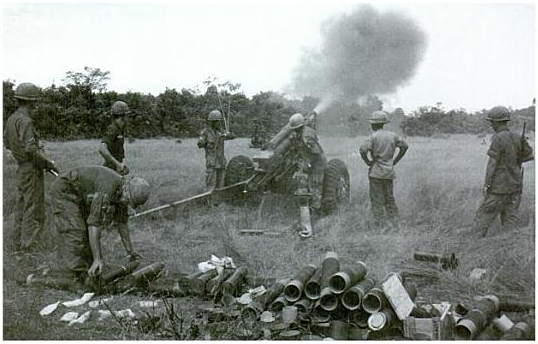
208, 109, 222, 121
111, 101, 131, 115
369, 110, 389, 124
14, 82, 40, 101
486, 106, 511, 122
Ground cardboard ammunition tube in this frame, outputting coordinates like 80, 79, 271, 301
257, 278, 290, 310
191, 269, 218, 292
501, 322, 532, 340
329, 262, 367, 294
342, 277, 375, 310
269, 296, 288, 312
330, 320, 350, 340
362, 287, 387, 314
305, 267, 323, 300
311, 301, 331, 323
320, 252, 340, 287
206, 268, 234, 294
102, 261, 140, 283
319, 287, 338, 311
368, 308, 396, 331
222, 267, 247, 296
284, 264, 317, 302
241, 301, 263, 319
455, 297, 498, 340
294, 298, 312, 314
352, 310, 371, 329
130, 262, 165, 283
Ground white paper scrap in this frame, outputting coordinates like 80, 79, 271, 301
62, 293, 95, 307
40, 301, 60, 316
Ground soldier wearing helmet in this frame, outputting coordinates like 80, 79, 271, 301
359, 110, 408, 232
48, 165, 150, 287
3, 82, 59, 252
289, 112, 327, 209
197, 109, 235, 190
474, 106, 533, 237
99, 101, 131, 175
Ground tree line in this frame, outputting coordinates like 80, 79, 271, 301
3, 67, 535, 140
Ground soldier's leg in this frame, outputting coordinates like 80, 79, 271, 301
474, 193, 502, 237
383, 179, 399, 231
369, 178, 385, 226
13, 171, 25, 251
500, 193, 521, 231
26, 169, 45, 249
17, 167, 42, 250
216, 168, 225, 189
311, 172, 324, 209
205, 168, 217, 190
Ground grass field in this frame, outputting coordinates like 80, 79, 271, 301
3, 134, 535, 339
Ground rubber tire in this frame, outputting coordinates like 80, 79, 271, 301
224, 155, 256, 205
320, 159, 350, 215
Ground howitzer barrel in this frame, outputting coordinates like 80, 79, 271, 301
263, 123, 293, 151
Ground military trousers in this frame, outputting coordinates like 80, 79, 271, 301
368, 177, 398, 221
13, 163, 45, 250
49, 180, 93, 280
206, 167, 225, 190
474, 192, 521, 236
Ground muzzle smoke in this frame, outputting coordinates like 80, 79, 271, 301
291, 5, 427, 113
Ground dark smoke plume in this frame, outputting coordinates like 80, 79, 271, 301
290, 5, 427, 112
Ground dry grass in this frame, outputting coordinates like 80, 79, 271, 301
3, 134, 535, 339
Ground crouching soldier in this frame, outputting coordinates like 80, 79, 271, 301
197, 110, 235, 190
47, 165, 150, 289
474, 106, 534, 237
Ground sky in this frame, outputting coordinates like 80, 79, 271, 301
2, 1, 535, 113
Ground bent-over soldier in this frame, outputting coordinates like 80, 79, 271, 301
197, 109, 235, 190
99, 101, 130, 175
474, 106, 533, 237
3, 82, 58, 251
359, 110, 408, 231
49, 165, 149, 286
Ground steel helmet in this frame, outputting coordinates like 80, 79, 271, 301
126, 177, 150, 208
208, 109, 222, 121
289, 113, 305, 129
111, 101, 131, 115
369, 110, 389, 124
14, 83, 40, 101
486, 106, 511, 122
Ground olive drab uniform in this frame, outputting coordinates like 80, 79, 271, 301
102, 120, 125, 172
474, 128, 533, 235
197, 127, 233, 189
298, 126, 327, 208
3, 107, 45, 249
360, 129, 408, 224
49, 166, 128, 279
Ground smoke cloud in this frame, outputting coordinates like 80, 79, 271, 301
290, 5, 427, 112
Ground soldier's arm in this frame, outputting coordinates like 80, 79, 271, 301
20, 118, 57, 171
393, 135, 409, 166
117, 222, 140, 260
88, 225, 103, 277
484, 135, 500, 193
197, 130, 208, 148
99, 142, 127, 173
359, 137, 373, 166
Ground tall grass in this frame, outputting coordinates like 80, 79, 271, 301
3, 134, 535, 339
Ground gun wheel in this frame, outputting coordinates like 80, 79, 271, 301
224, 155, 258, 205
321, 159, 350, 215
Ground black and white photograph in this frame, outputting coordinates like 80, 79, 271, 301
2, 0, 535, 340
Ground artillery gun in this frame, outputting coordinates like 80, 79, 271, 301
132, 112, 350, 237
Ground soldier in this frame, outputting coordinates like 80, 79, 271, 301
3, 82, 58, 252
197, 110, 235, 190
359, 110, 408, 231
48, 165, 149, 287
289, 113, 327, 209
474, 106, 533, 237
99, 101, 130, 175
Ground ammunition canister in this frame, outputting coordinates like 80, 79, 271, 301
342, 276, 375, 310
190, 269, 218, 294
454, 295, 500, 340
222, 267, 247, 296
329, 261, 367, 294
352, 310, 371, 329
368, 308, 396, 331
206, 268, 235, 295
311, 301, 331, 323
269, 295, 288, 312
362, 286, 388, 314
305, 267, 323, 300
319, 287, 338, 311
102, 261, 140, 284
256, 278, 290, 310
320, 252, 340, 287
294, 298, 312, 314
501, 322, 532, 340
128, 262, 165, 285
284, 264, 317, 302
413, 251, 458, 270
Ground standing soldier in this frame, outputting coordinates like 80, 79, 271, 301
359, 110, 408, 231
99, 101, 130, 175
3, 82, 59, 252
474, 106, 533, 237
48, 165, 149, 287
197, 110, 235, 190
289, 112, 327, 210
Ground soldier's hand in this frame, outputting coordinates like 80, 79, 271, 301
127, 251, 142, 262
88, 259, 103, 277
117, 163, 129, 175
226, 131, 236, 139
482, 185, 490, 197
